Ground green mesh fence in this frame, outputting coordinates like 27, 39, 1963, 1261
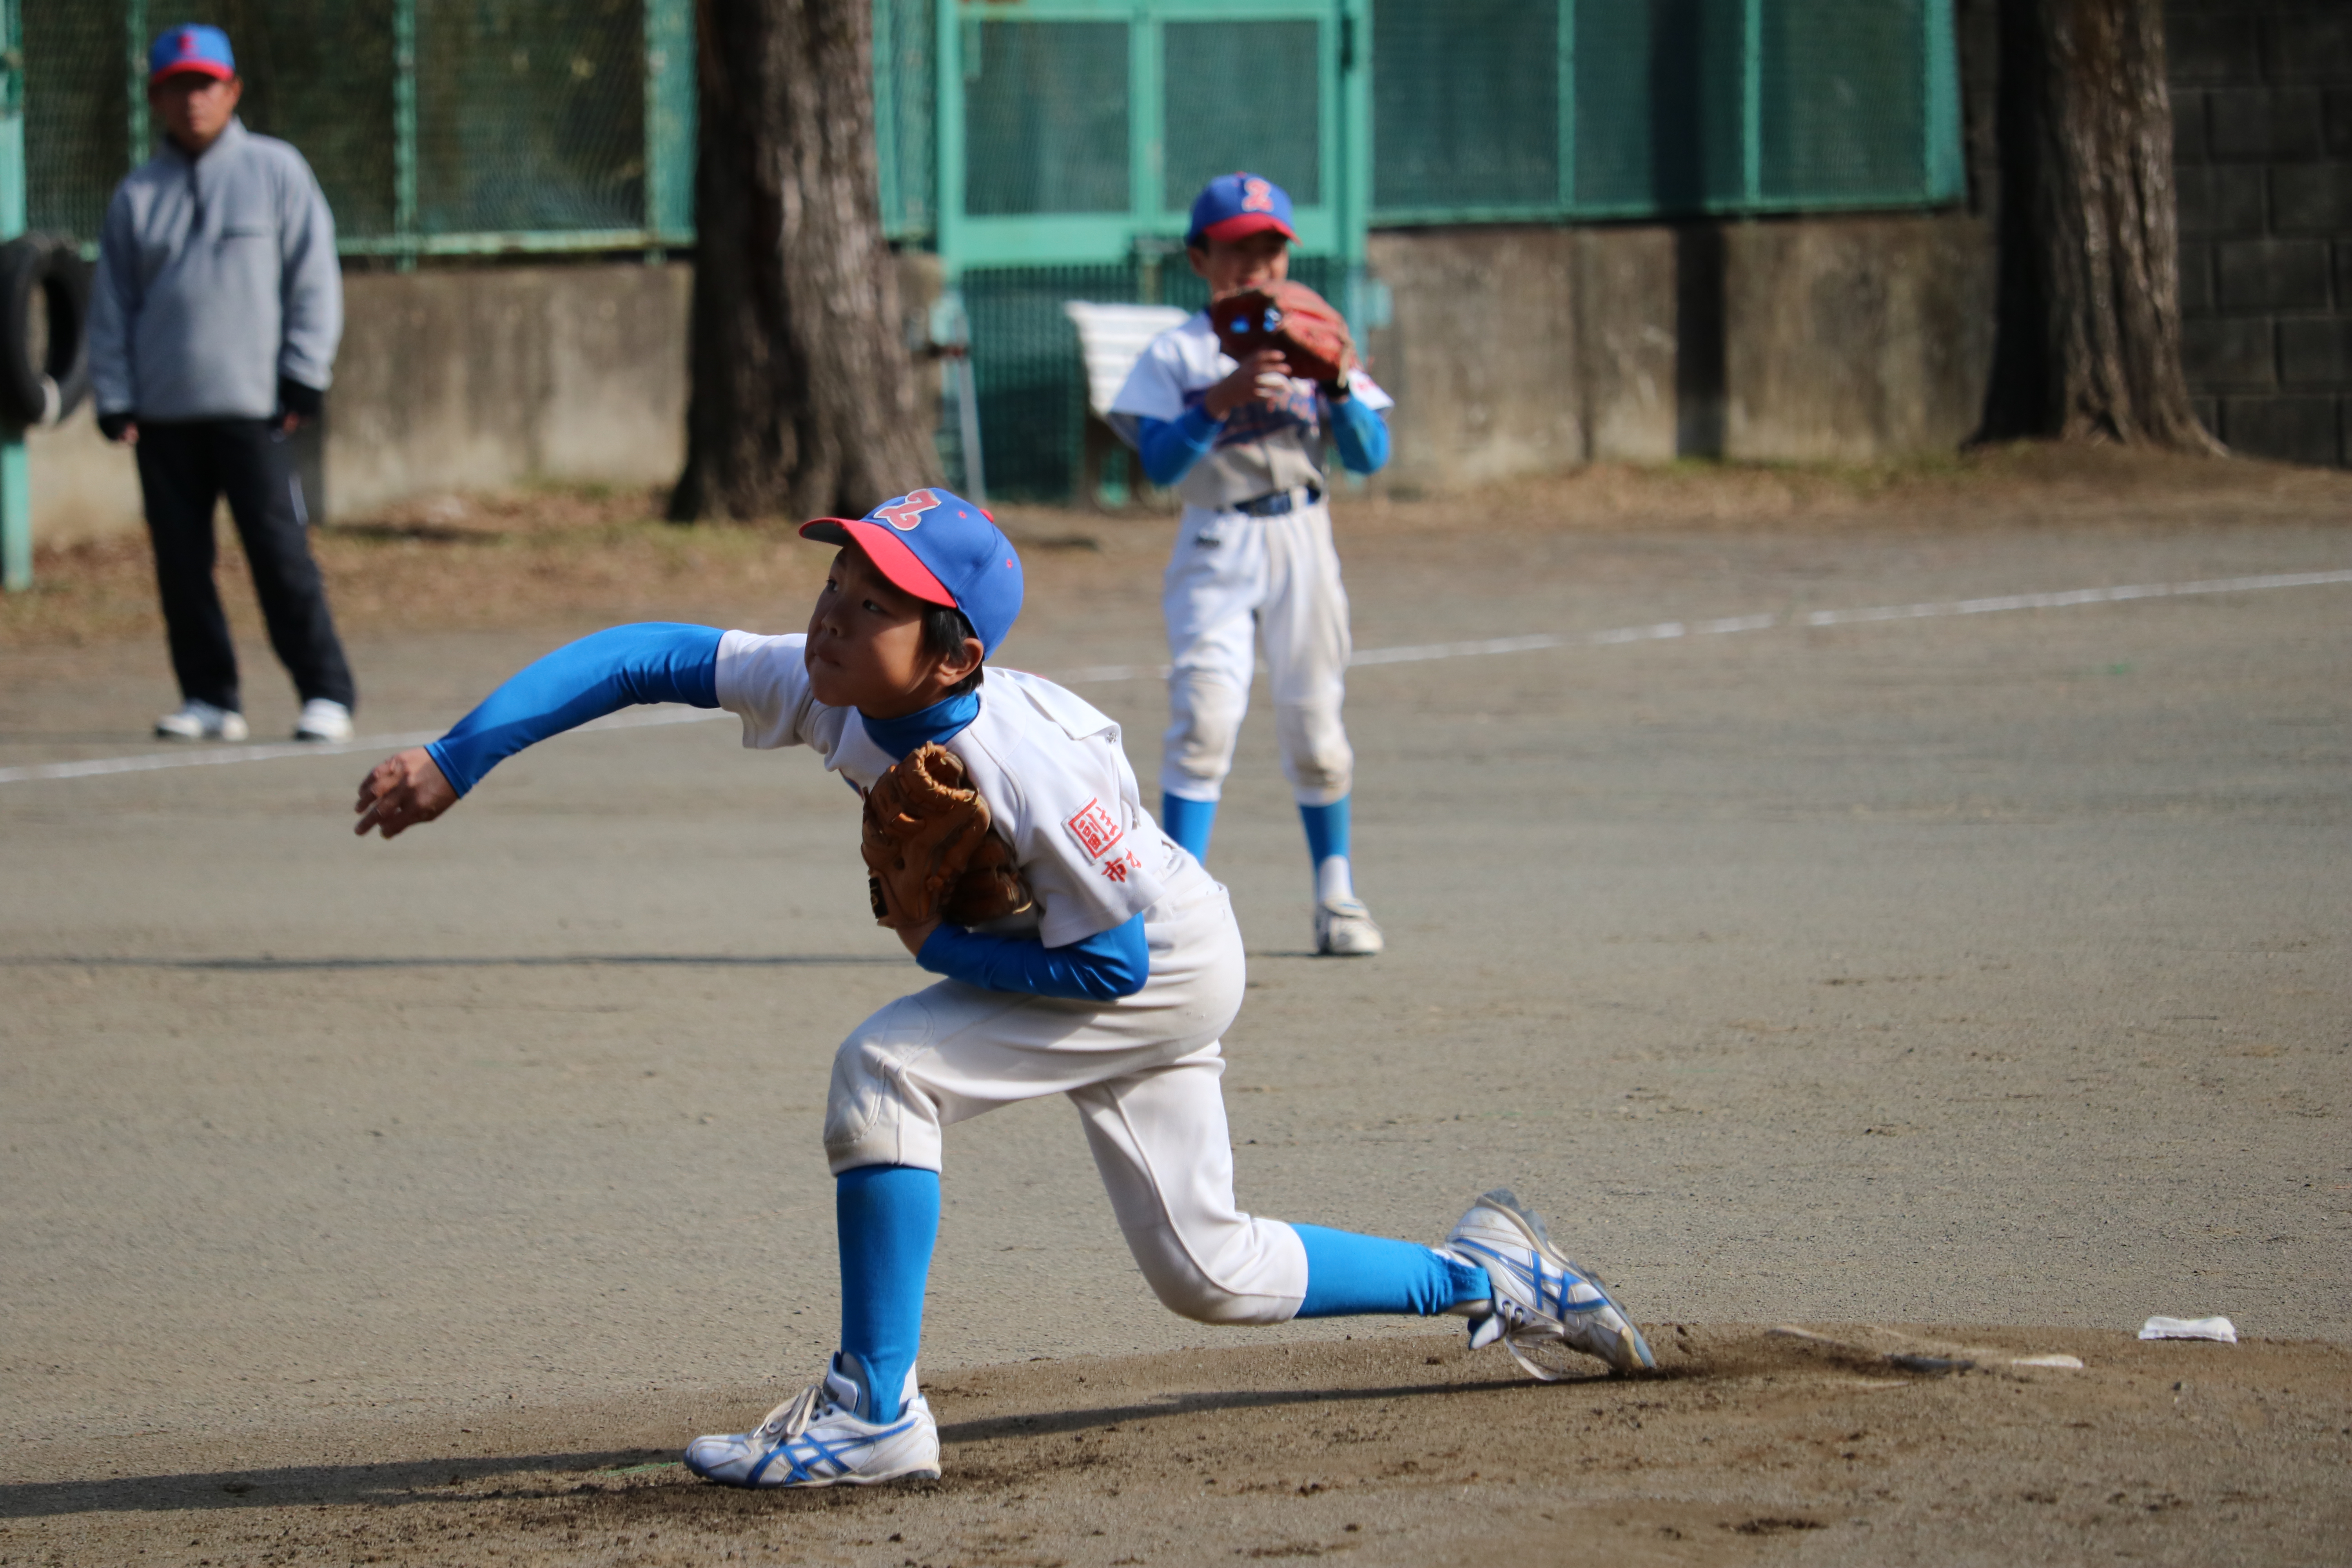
415, 0, 643, 236
1370, 0, 1555, 214
22, 0, 693, 257
873, 0, 935, 241
1758, 0, 1931, 201
963, 20, 1130, 217
1161, 20, 1321, 211
1370, 0, 1960, 220
22, 4, 125, 242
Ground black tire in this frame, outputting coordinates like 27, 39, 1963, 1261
0, 234, 92, 428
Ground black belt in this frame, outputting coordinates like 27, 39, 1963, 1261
1232, 484, 1322, 517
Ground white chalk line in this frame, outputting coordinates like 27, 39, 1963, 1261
4, 566, 2347, 788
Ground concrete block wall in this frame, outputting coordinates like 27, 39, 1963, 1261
2172, 0, 2352, 466
1364, 211, 1993, 491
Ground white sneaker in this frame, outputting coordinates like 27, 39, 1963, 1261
1443, 1189, 1656, 1379
154, 701, 249, 743
1314, 896, 1385, 956
684, 1358, 941, 1489
294, 699, 355, 743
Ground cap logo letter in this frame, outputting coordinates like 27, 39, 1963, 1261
874, 489, 942, 532
1241, 177, 1274, 212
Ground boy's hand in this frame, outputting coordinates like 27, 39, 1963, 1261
897, 918, 942, 959
354, 747, 457, 839
1204, 349, 1291, 419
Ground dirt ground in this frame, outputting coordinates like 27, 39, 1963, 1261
3, 446, 2348, 1566
8, 443, 2352, 655
5, 1327, 2348, 1568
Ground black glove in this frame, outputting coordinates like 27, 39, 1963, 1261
277, 378, 324, 422
98, 410, 134, 442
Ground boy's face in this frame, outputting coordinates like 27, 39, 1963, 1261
804, 545, 968, 717
149, 73, 242, 152
1188, 230, 1291, 299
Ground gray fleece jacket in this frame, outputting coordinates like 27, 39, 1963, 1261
88, 118, 342, 422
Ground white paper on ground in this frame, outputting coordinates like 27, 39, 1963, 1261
2139, 1315, 2238, 1343
2011, 1353, 2085, 1368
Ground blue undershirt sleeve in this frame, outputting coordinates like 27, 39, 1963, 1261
425, 622, 724, 796
1135, 406, 1224, 488
1329, 394, 1390, 475
916, 911, 1151, 1001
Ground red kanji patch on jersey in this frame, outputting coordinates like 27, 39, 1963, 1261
1065, 798, 1124, 862
874, 488, 942, 532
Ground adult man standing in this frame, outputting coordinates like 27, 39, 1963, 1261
88, 23, 355, 744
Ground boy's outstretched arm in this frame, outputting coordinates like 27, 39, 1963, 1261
353, 622, 724, 839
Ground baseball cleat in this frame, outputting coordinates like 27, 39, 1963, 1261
154, 701, 249, 742
1314, 896, 1385, 956
1443, 1188, 1655, 1379
294, 698, 355, 743
684, 1357, 940, 1488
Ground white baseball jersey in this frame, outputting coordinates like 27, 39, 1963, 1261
1105, 312, 1386, 806
717, 632, 1205, 946
1106, 310, 1392, 512
715, 630, 1310, 1321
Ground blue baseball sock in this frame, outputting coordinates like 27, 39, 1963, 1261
1299, 796, 1356, 904
1298, 796, 1351, 865
835, 1164, 940, 1422
1161, 791, 1218, 862
1292, 1223, 1492, 1318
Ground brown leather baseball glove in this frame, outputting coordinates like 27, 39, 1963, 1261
1207, 280, 1356, 387
861, 741, 1034, 929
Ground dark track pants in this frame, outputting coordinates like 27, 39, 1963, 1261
135, 419, 355, 715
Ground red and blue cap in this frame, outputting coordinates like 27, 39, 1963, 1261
1186, 172, 1296, 249
801, 489, 1024, 657
149, 24, 236, 84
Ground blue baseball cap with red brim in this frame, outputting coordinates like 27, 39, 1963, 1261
149, 24, 236, 84
1186, 172, 1296, 248
801, 488, 1024, 657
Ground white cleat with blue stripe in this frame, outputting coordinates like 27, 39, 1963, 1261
1443, 1188, 1657, 1379
684, 1358, 941, 1488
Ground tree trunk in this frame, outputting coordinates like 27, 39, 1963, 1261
1979, 0, 2221, 450
669, 0, 937, 523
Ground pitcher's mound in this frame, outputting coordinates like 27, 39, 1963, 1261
16, 1324, 2348, 1566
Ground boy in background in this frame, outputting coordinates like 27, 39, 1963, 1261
1107, 173, 1392, 956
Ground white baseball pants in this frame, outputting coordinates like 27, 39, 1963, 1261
823, 884, 1309, 1325
1160, 496, 1354, 807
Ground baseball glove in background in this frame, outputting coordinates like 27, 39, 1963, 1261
1208, 281, 1355, 387
862, 742, 1034, 929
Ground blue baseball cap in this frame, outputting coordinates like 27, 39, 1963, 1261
1186, 172, 1296, 248
801, 488, 1025, 657
149, 23, 236, 84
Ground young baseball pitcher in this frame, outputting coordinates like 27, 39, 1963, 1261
1107, 173, 1391, 956
352, 489, 1651, 1488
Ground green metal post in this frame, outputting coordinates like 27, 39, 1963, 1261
125, 0, 149, 165
935, 0, 963, 280
1337, 0, 1371, 331
1338, 0, 1367, 270
1, 0, 26, 592
1557, 0, 1575, 214
873, 0, 899, 238
392, 0, 416, 271
1130, 5, 1160, 261
645, 0, 695, 253
1741, 0, 1764, 205
1923, 0, 1964, 202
